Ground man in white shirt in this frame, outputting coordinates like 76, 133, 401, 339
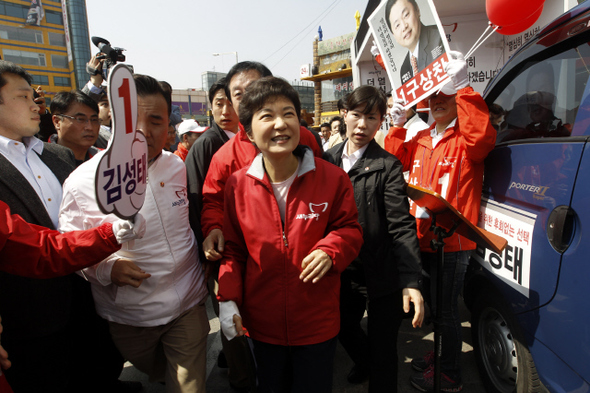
59, 74, 209, 393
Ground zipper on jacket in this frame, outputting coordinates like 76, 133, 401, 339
282, 230, 289, 248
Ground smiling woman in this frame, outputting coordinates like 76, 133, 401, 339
239, 77, 302, 182
217, 77, 363, 393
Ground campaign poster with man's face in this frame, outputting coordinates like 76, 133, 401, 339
368, 0, 451, 109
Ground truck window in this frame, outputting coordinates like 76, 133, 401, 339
489, 42, 590, 143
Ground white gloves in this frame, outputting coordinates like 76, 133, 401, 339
445, 51, 469, 91
370, 41, 380, 57
219, 301, 241, 341
389, 99, 407, 127
112, 213, 147, 244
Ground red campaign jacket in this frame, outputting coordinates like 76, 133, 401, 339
174, 143, 189, 162
217, 148, 363, 346
0, 374, 13, 393
201, 125, 323, 238
384, 87, 496, 252
0, 200, 120, 278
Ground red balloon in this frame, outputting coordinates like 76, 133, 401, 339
497, 4, 544, 36
487, 0, 544, 28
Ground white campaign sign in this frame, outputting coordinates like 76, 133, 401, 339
473, 198, 536, 297
367, 0, 451, 109
95, 64, 147, 219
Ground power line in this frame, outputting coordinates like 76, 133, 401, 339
263, 0, 343, 64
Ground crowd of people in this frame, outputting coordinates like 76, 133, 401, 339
0, 48, 495, 393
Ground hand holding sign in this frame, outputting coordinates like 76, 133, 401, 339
95, 64, 148, 219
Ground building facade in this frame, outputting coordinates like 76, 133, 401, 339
302, 32, 355, 125
171, 88, 209, 125
0, 0, 90, 103
201, 71, 226, 94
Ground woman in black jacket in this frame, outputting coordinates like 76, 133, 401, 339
326, 85, 424, 392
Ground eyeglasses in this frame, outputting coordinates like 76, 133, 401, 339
58, 114, 100, 125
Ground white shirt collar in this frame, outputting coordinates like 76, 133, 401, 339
223, 129, 236, 140
341, 141, 368, 173
430, 118, 456, 148
0, 134, 43, 156
411, 40, 421, 59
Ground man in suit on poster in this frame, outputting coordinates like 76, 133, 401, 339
386, 0, 445, 85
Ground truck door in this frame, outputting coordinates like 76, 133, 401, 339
476, 36, 590, 314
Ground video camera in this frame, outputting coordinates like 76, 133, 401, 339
91, 36, 127, 79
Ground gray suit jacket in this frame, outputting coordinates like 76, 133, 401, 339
0, 142, 76, 339
400, 23, 445, 85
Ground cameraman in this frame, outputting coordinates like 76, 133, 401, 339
83, 54, 112, 148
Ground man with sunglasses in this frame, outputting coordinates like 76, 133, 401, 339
50, 90, 100, 167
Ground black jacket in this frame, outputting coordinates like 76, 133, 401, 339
326, 139, 422, 299
185, 122, 231, 245
0, 143, 75, 338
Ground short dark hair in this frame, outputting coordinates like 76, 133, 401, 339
346, 85, 387, 118
0, 60, 32, 104
337, 96, 348, 111
97, 86, 109, 102
159, 80, 173, 96
225, 61, 272, 103
239, 76, 301, 136
330, 116, 343, 127
50, 90, 99, 116
320, 122, 330, 128
208, 77, 228, 105
385, 0, 419, 32
135, 74, 171, 116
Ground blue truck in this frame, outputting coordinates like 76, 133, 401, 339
465, 2, 590, 392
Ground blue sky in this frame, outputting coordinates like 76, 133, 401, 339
87, 0, 364, 89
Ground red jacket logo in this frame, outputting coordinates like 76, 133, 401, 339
296, 202, 328, 221
439, 157, 456, 168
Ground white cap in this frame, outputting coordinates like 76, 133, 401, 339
177, 119, 208, 136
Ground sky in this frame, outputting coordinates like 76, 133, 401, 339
86, 0, 365, 90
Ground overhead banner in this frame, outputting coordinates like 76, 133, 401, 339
368, 0, 451, 109
61, 0, 72, 62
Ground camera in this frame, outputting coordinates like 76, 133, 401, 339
91, 36, 127, 79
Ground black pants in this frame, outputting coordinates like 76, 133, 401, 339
66, 275, 126, 393
4, 275, 125, 393
250, 336, 337, 393
3, 329, 71, 393
339, 270, 405, 392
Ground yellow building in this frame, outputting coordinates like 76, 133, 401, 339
0, 0, 83, 102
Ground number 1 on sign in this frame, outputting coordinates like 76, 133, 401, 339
118, 78, 133, 134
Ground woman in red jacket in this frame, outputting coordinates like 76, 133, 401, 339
217, 77, 363, 393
